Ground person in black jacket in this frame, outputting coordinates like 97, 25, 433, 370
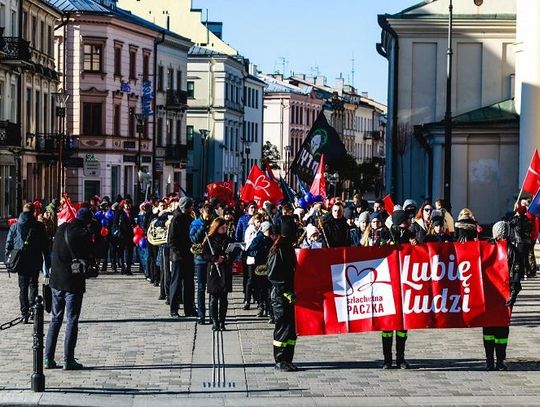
5, 203, 51, 322
247, 221, 273, 319
168, 197, 196, 317
203, 217, 233, 331
322, 202, 351, 248
267, 216, 298, 372
44, 208, 93, 371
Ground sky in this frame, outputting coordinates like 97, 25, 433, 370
192, 0, 416, 105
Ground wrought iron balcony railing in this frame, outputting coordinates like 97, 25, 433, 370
165, 90, 188, 110
0, 37, 31, 61
0, 121, 21, 147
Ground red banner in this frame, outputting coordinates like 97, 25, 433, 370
207, 181, 234, 205
295, 241, 510, 336
240, 164, 284, 206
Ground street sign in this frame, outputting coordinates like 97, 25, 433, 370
83, 155, 100, 177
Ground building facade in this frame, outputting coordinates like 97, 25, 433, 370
153, 32, 192, 197
378, 0, 517, 223
186, 46, 246, 197
242, 64, 264, 183
50, 0, 163, 202
259, 74, 324, 184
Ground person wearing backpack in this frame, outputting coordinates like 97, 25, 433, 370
44, 207, 94, 370
5, 203, 51, 323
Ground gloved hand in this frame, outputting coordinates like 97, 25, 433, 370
283, 291, 297, 304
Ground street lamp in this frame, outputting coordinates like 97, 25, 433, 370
284, 145, 291, 185
134, 112, 145, 204
52, 90, 70, 203
199, 129, 209, 196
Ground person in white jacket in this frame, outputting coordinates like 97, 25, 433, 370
242, 214, 263, 309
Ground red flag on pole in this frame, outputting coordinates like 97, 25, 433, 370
382, 194, 395, 215
57, 194, 77, 226
309, 154, 326, 199
522, 150, 540, 195
206, 181, 234, 205
240, 164, 284, 206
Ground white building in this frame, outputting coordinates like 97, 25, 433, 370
154, 32, 192, 197
378, 0, 517, 223
186, 46, 245, 197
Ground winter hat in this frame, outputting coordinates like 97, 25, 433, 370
431, 215, 445, 227
492, 220, 510, 240
403, 199, 417, 210
370, 211, 382, 222
358, 211, 370, 223
343, 207, 355, 220
391, 209, 408, 226
306, 224, 319, 239
179, 197, 194, 211
280, 216, 297, 239
457, 208, 475, 222
270, 224, 281, 235
263, 201, 276, 213
75, 208, 93, 224
260, 221, 272, 234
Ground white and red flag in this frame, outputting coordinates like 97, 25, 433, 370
309, 154, 326, 200
522, 150, 540, 195
240, 164, 284, 206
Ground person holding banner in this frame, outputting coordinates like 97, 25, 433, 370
267, 217, 298, 372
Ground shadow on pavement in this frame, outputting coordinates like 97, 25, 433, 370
79, 318, 195, 324
1, 387, 296, 396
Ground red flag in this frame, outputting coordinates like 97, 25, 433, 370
240, 164, 284, 206
206, 181, 234, 205
522, 150, 540, 195
309, 154, 326, 199
382, 194, 395, 215
57, 194, 77, 226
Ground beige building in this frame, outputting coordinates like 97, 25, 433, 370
378, 0, 517, 223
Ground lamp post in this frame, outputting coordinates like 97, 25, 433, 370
135, 112, 145, 204
284, 144, 291, 185
199, 129, 209, 196
52, 90, 69, 203
443, 0, 453, 210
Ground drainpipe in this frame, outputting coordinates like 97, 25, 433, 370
153, 31, 165, 196
377, 15, 399, 201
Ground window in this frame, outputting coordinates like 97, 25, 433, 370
26, 88, 31, 132
82, 102, 103, 135
114, 104, 121, 135
187, 125, 194, 149
47, 26, 53, 56
128, 107, 135, 138
83, 43, 102, 72
129, 48, 137, 80
31, 16, 37, 47
176, 120, 182, 144
157, 66, 164, 91
0, 5, 5, 34
225, 83, 229, 101
11, 11, 16, 37
142, 53, 149, 81
22, 12, 27, 40
187, 81, 194, 98
156, 118, 163, 147
40, 21, 45, 52
166, 119, 173, 145
255, 90, 259, 108
43, 94, 48, 133
35, 91, 40, 133
176, 70, 182, 91
114, 47, 122, 76
255, 123, 258, 143
224, 127, 228, 149
167, 68, 174, 90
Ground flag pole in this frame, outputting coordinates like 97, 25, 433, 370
515, 188, 524, 209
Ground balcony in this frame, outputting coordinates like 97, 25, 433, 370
165, 144, 188, 164
0, 37, 31, 63
0, 121, 21, 147
166, 90, 188, 111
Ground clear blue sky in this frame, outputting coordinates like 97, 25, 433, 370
192, 0, 415, 104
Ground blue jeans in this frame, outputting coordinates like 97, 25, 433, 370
195, 263, 208, 319
45, 288, 84, 362
136, 245, 148, 276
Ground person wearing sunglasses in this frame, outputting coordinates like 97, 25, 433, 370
410, 202, 434, 244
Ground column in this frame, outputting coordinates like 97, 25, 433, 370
517, 0, 540, 181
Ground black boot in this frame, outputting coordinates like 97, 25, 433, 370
495, 343, 508, 371
381, 332, 393, 369
219, 295, 228, 331
484, 339, 495, 370
396, 332, 409, 369
209, 295, 219, 331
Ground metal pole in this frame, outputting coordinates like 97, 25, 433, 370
57, 122, 63, 203
443, 0, 453, 210
31, 295, 45, 392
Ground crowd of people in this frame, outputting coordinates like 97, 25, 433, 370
4, 191, 537, 372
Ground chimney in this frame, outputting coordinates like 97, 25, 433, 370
315, 76, 327, 87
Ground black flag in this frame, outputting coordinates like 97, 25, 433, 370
290, 112, 347, 184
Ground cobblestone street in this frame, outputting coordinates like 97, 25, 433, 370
1, 265, 540, 406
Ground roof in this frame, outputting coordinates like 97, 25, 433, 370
188, 45, 244, 64
453, 98, 518, 124
46, 0, 191, 42
259, 75, 312, 96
